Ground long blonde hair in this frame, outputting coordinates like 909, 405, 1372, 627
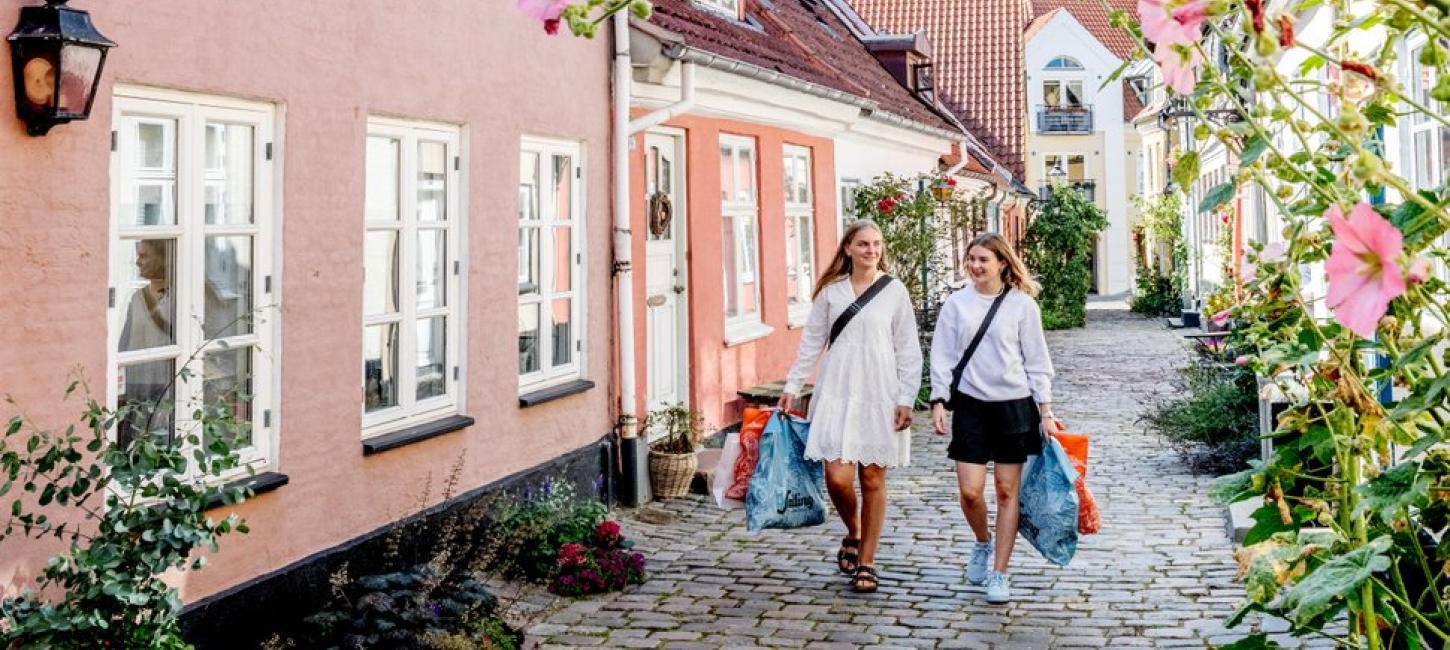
811, 219, 891, 300
967, 233, 1040, 297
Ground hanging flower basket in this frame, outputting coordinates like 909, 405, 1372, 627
930, 176, 957, 202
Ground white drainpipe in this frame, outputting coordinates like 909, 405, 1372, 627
612, 16, 698, 505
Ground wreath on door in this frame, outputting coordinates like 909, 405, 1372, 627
648, 191, 674, 237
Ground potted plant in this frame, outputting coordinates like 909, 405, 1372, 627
930, 175, 957, 202
644, 403, 706, 499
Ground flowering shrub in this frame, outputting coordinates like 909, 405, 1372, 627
515, 0, 652, 37
549, 521, 647, 597
1117, 0, 1450, 645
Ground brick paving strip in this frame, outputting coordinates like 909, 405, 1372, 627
505, 303, 1334, 649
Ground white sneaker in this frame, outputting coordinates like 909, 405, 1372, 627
985, 571, 1011, 604
966, 537, 993, 586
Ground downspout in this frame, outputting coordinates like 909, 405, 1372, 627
614, 19, 699, 506
612, 12, 647, 505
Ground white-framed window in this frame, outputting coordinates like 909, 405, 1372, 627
720, 134, 769, 344
1405, 37, 1450, 278
109, 87, 278, 477
362, 117, 464, 435
1043, 79, 1085, 108
1046, 56, 1084, 70
518, 137, 586, 393
783, 145, 815, 325
697, 0, 741, 20
838, 177, 861, 237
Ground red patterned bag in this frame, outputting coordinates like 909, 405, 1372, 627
1052, 423, 1101, 535
725, 408, 773, 501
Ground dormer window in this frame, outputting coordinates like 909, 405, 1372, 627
913, 62, 935, 104
698, 0, 742, 20
1045, 56, 1084, 70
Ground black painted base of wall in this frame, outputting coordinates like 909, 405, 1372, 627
179, 433, 617, 650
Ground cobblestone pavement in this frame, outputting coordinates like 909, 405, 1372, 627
516, 303, 1329, 649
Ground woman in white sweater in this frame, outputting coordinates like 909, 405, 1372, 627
779, 219, 922, 594
929, 233, 1058, 605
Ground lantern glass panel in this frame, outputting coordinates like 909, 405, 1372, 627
58, 44, 100, 114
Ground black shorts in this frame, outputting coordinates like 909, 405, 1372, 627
947, 391, 1042, 465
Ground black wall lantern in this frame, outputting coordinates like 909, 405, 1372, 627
8, 0, 115, 136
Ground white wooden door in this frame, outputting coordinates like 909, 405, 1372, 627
644, 132, 688, 427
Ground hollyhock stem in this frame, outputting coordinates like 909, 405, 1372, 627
1380, 0, 1450, 40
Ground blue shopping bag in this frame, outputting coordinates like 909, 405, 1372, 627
745, 410, 827, 531
1018, 434, 1080, 566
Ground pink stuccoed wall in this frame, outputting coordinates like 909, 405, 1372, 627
0, 1, 613, 603
627, 114, 838, 427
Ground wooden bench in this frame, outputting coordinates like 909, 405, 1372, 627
737, 380, 814, 413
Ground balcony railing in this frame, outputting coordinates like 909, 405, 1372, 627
1039, 180, 1096, 203
1036, 105, 1094, 133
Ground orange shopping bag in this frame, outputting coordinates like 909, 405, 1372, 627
725, 408, 774, 500
1051, 421, 1100, 535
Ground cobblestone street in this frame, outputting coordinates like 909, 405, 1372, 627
519, 303, 1322, 649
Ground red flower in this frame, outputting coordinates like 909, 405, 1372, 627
1275, 15, 1295, 47
946, 177, 957, 187
1245, 0, 1264, 32
878, 197, 897, 214
1341, 60, 1378, 82
544, 18, 561, 34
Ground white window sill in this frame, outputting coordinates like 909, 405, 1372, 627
724, 320, 774, 347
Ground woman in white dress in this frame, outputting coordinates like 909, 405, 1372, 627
779, 219, 922, 593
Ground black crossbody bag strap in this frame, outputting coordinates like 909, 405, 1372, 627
827, 274, 894, 349
949, 287, 1011, 400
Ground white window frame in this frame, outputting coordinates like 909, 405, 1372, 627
1404, 35, 1450, 279
783, 145, 815, 327
720, 134, 771, 345
838, 177, 861, 237
362, 117, 465, 436
108, 86, 279, 478
517, 136, 587, 393
696, 0, 741, 20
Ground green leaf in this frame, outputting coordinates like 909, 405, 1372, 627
5, 416, 21, 436
1363, 104, 1394, 126
1173, 151, 1201, 188
1299, 54, 1327, 76
1404, 432, 1442, 459
1210, 467, 1259, 504
1217, 632, 1285, 649
1244, 504, 1297, 545
1395, 334, 1442, 370
1355, 461, 1428, 523
1240, 136, 1270, 165
1272, 536, 1393, 627
1390, 373, 1450, 419
1199, 183, 1237, 214
1100, 58, 1134, 90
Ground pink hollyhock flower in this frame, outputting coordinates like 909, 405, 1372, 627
1155, 43, 1203, 95
1211, 309, 1232, 327
1408, 257, 1433, 284
1138, 0, 1207, 46
1260, 241, 1287, 263
517, 0, 570, 25
1235, 355, 1251, 367
1324, 202, 1406, 338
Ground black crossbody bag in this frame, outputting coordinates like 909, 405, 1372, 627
944, 287, 1010, 410
826, 274, 894, 349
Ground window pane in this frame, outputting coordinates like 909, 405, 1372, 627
1065, 81, 1083, 107
1043, 81, 1061, 107
416, 317, 447, 401
203, 346, 253, 451
796, 216, 814, 305
203, 235, 254, 339
785, 217, 801, 301
797, 157, 811, 203
519, 152, 539, 220
365, 136, 400, 222
551, 298, 572, 368
363, 323, 399, 412
417, 230, 446, 310
132, 183, 176, 227
417, 141, 448, 222
783, 155, 798, 202
518, 226, 540, 295
720, 145, 736, 202
1415, 130, 1434, 190
736, 147, 756, 203
118, 358, 176, 450
364, 230, 399, 316
136, 119, 173, 171
741, 216, 758, 281
518, 303, 541, 374
553, 226, 572, 293
1068, 156, 1086, 181
204, 123, 254, 225
723, 215, 739, 318
119, 238, 177, 353
553, 154, 573, 221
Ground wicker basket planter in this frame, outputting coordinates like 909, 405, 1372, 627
648, 449, 697, 499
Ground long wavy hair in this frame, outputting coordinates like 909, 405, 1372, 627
811, 219, 890, 300
967, 233, 1040, 297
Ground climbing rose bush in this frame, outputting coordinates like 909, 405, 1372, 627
1116, 0, 1450, 646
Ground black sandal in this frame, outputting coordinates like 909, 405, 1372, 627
836, 538, 860, 574
851, 565, 879, 593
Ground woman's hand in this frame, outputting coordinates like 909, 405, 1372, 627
1041, 416, 1062, 437
778, 392, 795, 411
932, 403, 948, 436
894, 406, 912, 431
